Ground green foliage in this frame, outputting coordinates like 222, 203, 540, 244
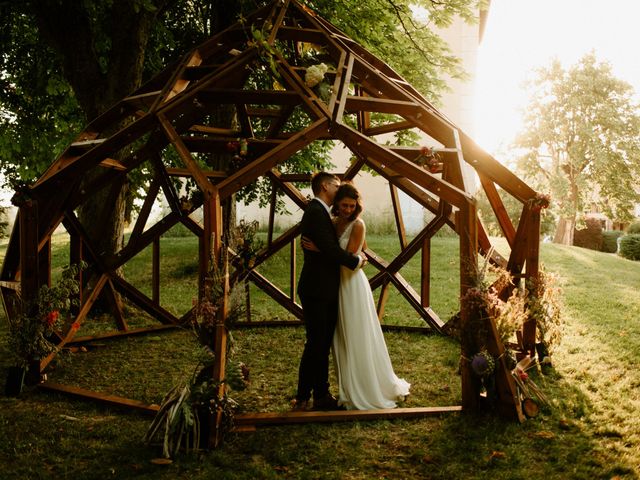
601, 230, 623, 253
0, 3, 84, 186
0, 206, 8, 238
526, 268, 563, 353
514, 53, 640, 238
308, 0, 480, 105
618, 234, 640, 261
573, 217, 603, 251
627, 220, 640, 234
7, 263, 85, 366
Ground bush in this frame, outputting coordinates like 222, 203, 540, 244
619, 234, 640, 261
627, 221, 640, 234
573, 218, 603, 251
601, 230, 624, 253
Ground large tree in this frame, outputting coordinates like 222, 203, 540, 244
0, 0, 481, 256
514, 53, 640, 245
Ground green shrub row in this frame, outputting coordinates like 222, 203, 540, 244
573, 218, 603, 251
601, 230, 624, 253
619, 234, 640, 261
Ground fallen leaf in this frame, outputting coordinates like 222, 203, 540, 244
489, 450, 506, 460
59, 414, 80, 421
150, 458, 173, 465
421, 454, 436, 464
533, 430, 555, 439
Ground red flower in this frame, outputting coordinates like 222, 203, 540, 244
45, 310, 59, 327
71, 321, 81, 331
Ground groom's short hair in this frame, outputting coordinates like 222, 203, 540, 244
311, 171, 339, 195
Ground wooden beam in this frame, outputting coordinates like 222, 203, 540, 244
344, 96, 422, 116
364, 120, 414, 136
457, 202, 479, 412
39, 382, 160, 415
111, 211, 181, 269
336, 123, 471, 208
130, 176, 161, 241
66, 324, 179, 346
235, 406, 462, 427
478, 172, 516, 247
218, 119, 329, 200
198, 88, 302, 106
421, 237, 431, 308
376, 279, 391, 321
248, 269, 303, 319
157, 113, 217, 199
389, 184, 407, 250
330, 52, 353, 125
111, 276, 179, 325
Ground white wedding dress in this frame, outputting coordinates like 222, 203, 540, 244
333, 220, 411, 409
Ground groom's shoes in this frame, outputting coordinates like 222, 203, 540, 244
291, 399, 311, 412
312, 394, 345, 411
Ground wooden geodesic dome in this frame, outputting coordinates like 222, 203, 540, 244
2, 0, 544, 445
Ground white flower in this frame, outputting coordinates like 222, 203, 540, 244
305, 63, 328, 88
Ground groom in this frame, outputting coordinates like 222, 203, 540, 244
293, 172, 365, 411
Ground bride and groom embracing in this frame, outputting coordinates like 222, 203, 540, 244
293, 172, 410, 412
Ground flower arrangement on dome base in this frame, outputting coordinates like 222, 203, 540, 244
511, 355, 551, 418
145, 221, 260, 456
526, 268, 563, 365
5, 262, 85, 394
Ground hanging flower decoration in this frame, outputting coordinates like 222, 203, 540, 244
227, 139, 250, 171
530, 192, 551, 211
305, 63, 328, 88
226, 141, 239, 153
414, 146, 441, 173
471, 350, 496, 377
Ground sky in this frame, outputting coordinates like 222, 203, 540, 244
474, 0, 640, 155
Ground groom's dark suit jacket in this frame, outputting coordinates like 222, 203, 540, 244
297, 198, 360, 300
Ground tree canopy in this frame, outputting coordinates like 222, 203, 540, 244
0, 0, 481, 252
514, 52, 640, 244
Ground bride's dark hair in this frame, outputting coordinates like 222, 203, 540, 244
331, 182, 363, 221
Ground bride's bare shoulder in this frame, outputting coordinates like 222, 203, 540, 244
352, 218, 366, 233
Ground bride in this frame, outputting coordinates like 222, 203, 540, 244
304, 182, 410, 409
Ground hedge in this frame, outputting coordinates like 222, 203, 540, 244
619, 234, 640, 261
601, 230, 624, 253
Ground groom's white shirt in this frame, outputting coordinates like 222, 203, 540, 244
313, 196, 331, 215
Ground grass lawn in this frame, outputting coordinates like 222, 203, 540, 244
0, 233, 638, 479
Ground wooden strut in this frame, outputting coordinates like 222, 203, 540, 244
37, 380, 462, 428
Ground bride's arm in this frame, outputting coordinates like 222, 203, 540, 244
346, 219, 366, 254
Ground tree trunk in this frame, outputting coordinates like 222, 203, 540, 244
553, 217, 575, 245
78, 174, 129, 261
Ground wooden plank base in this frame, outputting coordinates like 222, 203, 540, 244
65, 324, 180, 345
234, 406, 462, 428
37, 381, 460, 430
38, 381, 161, 415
